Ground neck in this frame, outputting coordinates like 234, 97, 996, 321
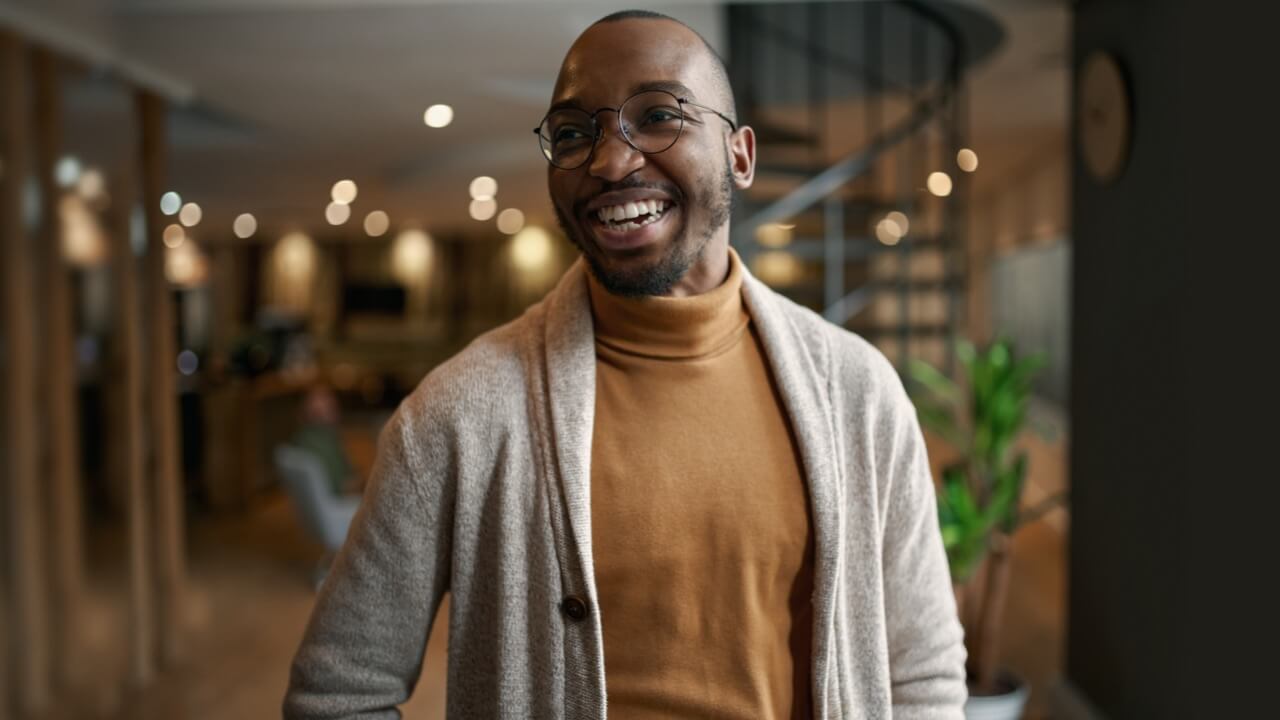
664, 232, 731, 297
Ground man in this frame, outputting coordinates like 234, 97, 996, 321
286, 10, 965, 719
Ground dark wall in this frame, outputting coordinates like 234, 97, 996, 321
1069, 2, 1274, 717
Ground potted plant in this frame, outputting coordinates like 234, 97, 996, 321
907, 339, 1063, 720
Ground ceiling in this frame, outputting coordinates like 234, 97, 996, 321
0, 0, 1069, 244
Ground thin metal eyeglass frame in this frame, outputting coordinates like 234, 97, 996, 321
533, 91, 738, 170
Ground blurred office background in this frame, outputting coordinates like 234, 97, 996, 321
1, 1, 1268, 718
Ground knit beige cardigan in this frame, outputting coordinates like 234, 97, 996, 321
284, 259, 966, 719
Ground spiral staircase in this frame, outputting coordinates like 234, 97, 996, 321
727, 0, 1003, 374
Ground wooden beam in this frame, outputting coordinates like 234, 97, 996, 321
136, 89, 186, 668
1, 28, 53, 714
32, 45, 87, 695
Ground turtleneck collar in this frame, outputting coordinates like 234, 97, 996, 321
586, 248, 749, 360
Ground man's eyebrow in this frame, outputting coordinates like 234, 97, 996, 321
632, 80, 696, 98
545, 81, 700, 115
547, 97, 583, 114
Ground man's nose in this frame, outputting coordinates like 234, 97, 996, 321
588, 116, 644, 181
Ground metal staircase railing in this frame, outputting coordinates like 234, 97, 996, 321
727, 0, 970, 374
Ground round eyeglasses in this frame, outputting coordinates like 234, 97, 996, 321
534, 89, 737, 170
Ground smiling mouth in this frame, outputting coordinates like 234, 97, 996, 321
592, 199, 673, 232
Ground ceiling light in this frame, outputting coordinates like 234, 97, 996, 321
926, 171, 953, 197
160, 191, 182, 216
179, 202, 202, 227
496, 208, 525, 235
233, 213, 257, 239
325, 201, 351, 225
957, 148, 979, 172
424, 104, 454, 128
331, 179, 358, 205
364, 210, 390, 237
469, 176, 498, 200
469, 197, 497, 221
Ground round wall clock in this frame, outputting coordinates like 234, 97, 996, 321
1077, 50, 1132, 183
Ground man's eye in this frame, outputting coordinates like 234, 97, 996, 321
640, 109, 681, 125
554, 127, 590, 143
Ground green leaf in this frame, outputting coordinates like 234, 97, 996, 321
915, 402, 964, 448
907, 358, 961, 405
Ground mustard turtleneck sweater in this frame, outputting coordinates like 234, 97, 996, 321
587, 250, 815, 719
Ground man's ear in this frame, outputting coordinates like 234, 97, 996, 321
729, 125, 756, 190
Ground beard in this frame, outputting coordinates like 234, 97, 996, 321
553, 150, 734, 297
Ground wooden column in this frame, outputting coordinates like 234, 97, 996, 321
112, 169, 155, 687
1, 29, 53, 714
137, 90, 186, 668
32, 46, 87, 694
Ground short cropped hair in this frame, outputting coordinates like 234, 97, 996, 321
592, 9, 736, 123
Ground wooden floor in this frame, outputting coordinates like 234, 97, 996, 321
53, 494, 450, 720
49, 428, 1066, 720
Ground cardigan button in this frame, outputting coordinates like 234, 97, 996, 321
561, 596, 589, 622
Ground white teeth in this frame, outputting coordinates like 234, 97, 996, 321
595, 199, 671, 225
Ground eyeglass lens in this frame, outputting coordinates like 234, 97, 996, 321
538, 90, 686, 169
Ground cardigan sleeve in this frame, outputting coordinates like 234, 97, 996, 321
880, 381, 969, 719
284, 402, 452, 719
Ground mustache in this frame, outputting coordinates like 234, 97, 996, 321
572, 178, 684, 216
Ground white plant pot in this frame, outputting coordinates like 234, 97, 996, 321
965, 672, 1030, 720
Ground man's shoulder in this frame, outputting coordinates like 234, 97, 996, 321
396, 302, 545, 425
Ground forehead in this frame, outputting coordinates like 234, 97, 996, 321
552, 19, 714, 107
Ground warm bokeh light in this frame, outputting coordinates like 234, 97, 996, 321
424, 104, 454, 128
496, 208, 524, 235
885, 210, 910, 237
469, 176, 498, 200
364, 210, 390, 237
58, 194, 107, 266
325, 201, 351, 225
76, 168, 106, 201
875, 219, 901, 246
392, 229, 432, 283
469, 197, 497, 221
55, 155, 81, 187
160, 190, 182, 215
511, 226, 553, 271
957, 148, 979, 172
751, 251, 804, 286
233, 213, 257, 239
163, 223, 186, 248
927, 171, 953, 197
179, 202, 203, 227
274, 232, 316, 290
331, 179, 358, 205
755, 222, 794, 248
165, 239, 208, 287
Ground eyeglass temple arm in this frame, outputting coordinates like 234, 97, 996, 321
679, 98, 737, 132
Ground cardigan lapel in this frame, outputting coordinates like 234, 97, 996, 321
741, 267, 846, 719
540, 260, 601, 599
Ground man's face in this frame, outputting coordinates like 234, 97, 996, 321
546, 19, 754, 297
